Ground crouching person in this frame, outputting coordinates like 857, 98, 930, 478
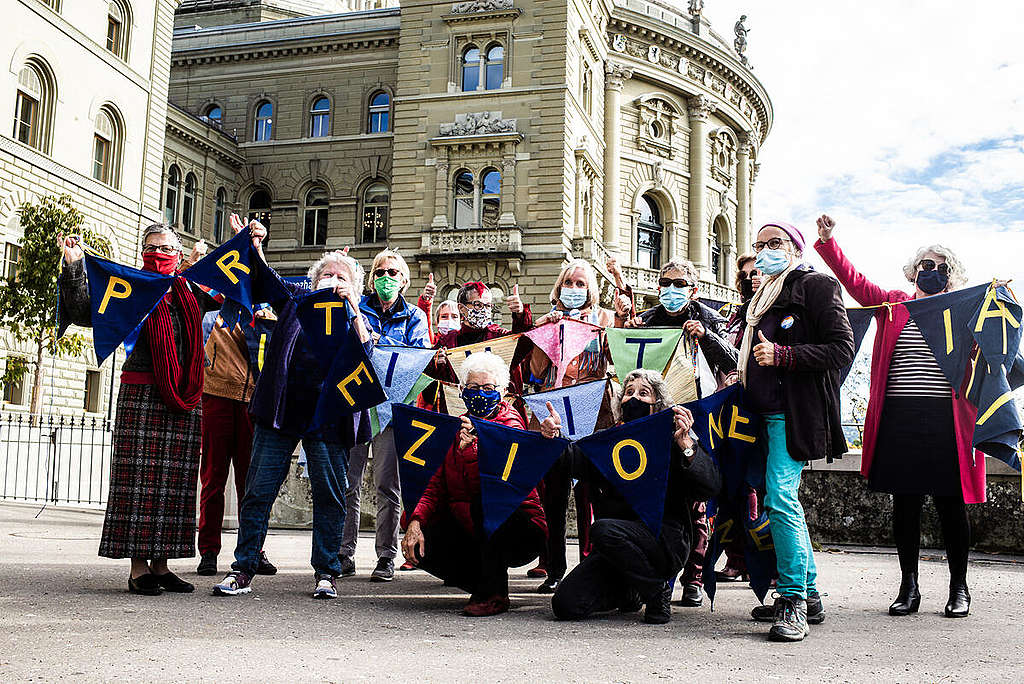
400, 352, 546, 617
550, 369, 721, 624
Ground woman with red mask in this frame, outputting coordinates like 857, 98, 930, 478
58, 218, 267, 595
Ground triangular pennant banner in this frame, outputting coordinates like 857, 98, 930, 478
968, 285, 1023, 372
310, 325, 387, 431
405, 372, 434, 404
369, 345, 438, 432
441, 381, 467, 417
473, 417, 569, 537
522, 379, 607, 440
523, 319, 603, 386
841, 307, 877, 384
444, 335, 522, 385
392, 403, 462, 512
662, 334, 700, 404
903, 283, 989, 388
295, 289, 355, 374
605, 327, 684, 378
180, 227, 257, 313
575, 409, 675, 535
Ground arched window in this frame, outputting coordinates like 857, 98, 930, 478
106, 1, 131, 61
309, 97, 330, 137
485, 44, 504, 90
368, 91, 390, 133
248, 189, 272, 229
303, 188, 329, 246
164, 165, 181, 225
637, 195, 663, 270
182, 173, 198, 233
480, 168, 501, 228
712, 217, 728, 283
253, 101, 273, 142
581, 64, 593, 115
13, 60, 55, 153
203, 104, 222, 126
453, 170, 474, 229
361, 181, 390, 243
213, 188, 227, 243
92, 107, 123, 187
461, 45, 480, 92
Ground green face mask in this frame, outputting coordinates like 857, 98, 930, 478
374, 274, 401, 302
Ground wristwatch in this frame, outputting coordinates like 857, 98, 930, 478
682, 446, 695, 460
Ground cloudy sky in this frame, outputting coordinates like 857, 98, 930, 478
703, 0, 1024, 297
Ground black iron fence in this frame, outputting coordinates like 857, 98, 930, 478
0, 413, 113, 508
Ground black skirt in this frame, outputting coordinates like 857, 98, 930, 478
868, 395, 962, 497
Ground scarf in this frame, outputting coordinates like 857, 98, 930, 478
737, 260, 800, 386
144, 277, 204, 413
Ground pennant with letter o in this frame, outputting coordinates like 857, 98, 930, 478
473, 418, 569, 537
392, 403, 461, 513
522, 379, 607, 440
181, 226, 257, 313
606, 327, 684, 378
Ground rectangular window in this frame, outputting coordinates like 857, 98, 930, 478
4, 244, 21, 282
311, 113, 329, 138
369, 112, 389, 134
13, 92, 38, 147
84, 370, 103, 413
3, 366, 26, 406
92, 135, 110, 183
362, 207, 387, 243
106, 18, 121, 55
303, 208, 327, 246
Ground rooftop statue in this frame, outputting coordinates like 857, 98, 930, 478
734, 15, 750, 66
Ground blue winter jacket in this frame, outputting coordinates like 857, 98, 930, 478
359, 293, 430, 348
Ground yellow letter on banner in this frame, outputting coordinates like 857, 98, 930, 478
974, 287, 1020, 355
748, 517, 775, 552
942, 308, 954, 355
215, 250, 250, 285
97, 276, 132, 314
708, 409, 725, 450
402, 420, 436, 466
501, 442, 519, 482
612, 439, 647, 481
716, 517, 736, 545
257, 333, 268, 372
336, 362, 374, 405
728, 405, 757, 443
313, 301, 346, 335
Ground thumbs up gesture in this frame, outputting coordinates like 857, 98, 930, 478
753, 330, 777, 366
539, 400, 561, 439
505, 283, 524, 314
421, 273, 436, 302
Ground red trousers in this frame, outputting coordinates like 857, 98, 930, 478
197, 394, 253, 556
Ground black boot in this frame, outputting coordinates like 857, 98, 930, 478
643, 582, 673, 624
889, 572, 921, 616
944, 580, 970, 618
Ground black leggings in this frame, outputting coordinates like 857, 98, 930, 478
892, 494, 970, 582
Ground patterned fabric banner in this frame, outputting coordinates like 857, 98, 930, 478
523, 319, 602, 386
605, 327, 684, 378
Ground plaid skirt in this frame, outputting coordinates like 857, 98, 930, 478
99, 383, 202, 559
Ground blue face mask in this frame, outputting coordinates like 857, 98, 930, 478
559, 286, 588, 310
659, 285, 690, 313
754, 248, 791, 276
916, 269, 949, 295
461, 387, 502, 417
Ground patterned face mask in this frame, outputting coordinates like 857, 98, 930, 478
463, 305, 493, 329
461, 387, 502, 417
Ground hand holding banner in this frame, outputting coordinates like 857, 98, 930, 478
392, 403, 462, 512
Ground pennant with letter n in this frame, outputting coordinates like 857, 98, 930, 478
82, 253, 174, 363
310, 325, 387, 432
296, 289, 357, 373
392, 403, 461, 512
575, 409, 674, 535
523, 319, 602, 386
368, 345, 438, 435
473, 418, 569, 537
181, 226, 257, 313
522, 379, 607, 440
605, 327, 684, 378
444, 334, 522, 384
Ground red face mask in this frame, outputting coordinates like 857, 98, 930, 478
142, 251, 179, 275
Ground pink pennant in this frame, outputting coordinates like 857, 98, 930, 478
524, 318, 602, 386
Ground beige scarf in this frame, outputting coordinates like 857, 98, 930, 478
737, 260, 800, 386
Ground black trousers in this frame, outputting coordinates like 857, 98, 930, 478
542, 452, 591, 580
892, 494, 971, 582
417, 509, 545, 600
551, 518, 675, 620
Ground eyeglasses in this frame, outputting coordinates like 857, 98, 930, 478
918, 259, 950, 276
752, 238, 791, 252
374, 267, 401, 278
461, 301, 492, 311
658, 278, 693, 288
464, 383, 498, 392
142, 244, 179, 255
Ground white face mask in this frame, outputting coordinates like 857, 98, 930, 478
316, 275, 341, 291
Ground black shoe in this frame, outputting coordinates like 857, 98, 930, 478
643, 582, 673, 624
944, 581, 970, 618
618, 587, 643, 613
370, 557, 395, 582
128, 573, 163, 596
768, 595, 809, 642
154, 571, 195, 593
256, 550, 277, 576
196, 553, 218, 576
806, 590, 825, 625
889, 573, 921, 616
339, 555, 356, 578
679, 582, 704, 607
536, 576, 560, 594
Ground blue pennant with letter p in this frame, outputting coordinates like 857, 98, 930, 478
392, 403, 462, 513
473, 418, 569, 537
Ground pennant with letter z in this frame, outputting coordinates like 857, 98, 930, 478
392, 403, 461, 513
605, 327, 684, 378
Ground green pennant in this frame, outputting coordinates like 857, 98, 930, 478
403, 372, 434, 404
605, 327, 684, 378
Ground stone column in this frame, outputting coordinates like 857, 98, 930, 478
431, 160, 450, 228
736, 134, 751, 256
602, 64, 632, 251
750, 161, 760, 239
499, 156, 517, 227
687, 95, 715, 270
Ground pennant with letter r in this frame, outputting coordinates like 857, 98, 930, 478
444, 334, 522, 384
523, 318, 603, 386
605, 327, 684, 378
368, 345, 438, 433
575, 409, 675, 535
473, 417, 569, 537
296, 289, 356, 373
310, 325, 387, 431
522, 379, 607, 440
392, 403, 462, 513
180, 226, 257, 313
82, 253, 174, 363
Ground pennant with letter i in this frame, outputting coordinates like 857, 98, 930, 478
180, 226, 257, 313
473, 418, 569, 537
392, 403, 461, 512
368, 345, 438, 434
524, 318, 602, 386
522, 379, 607, 440
605, 327, 684, 378
575, 409, 675, 535
295, 289, 355, 373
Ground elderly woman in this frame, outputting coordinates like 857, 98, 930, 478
341, 249, 430, 583
59, 221, 252, 595
401, 351, 546, 617
726, 254, 759, 347
548, 369, 721, 624
213, 250, 371, 600
815, 215, 980, 619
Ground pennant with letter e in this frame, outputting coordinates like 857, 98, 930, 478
392, 403, 461, 513
180, 226, 257, 313
605, 327, 684, 378
522, 379, 607, 440
473, 418, 569, 537
368, 345, 438, 434
296, 289, 356, 373
310, 325, 387, 431
575, 409, 674, 535
82, 253, 173, 363
523, 319, 602, 386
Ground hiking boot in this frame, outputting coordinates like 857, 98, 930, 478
212, 571, 252, 596
370, 557, 395, 582
313, 573, 338, 599
255, 550, 277, 576
768, 595, 809, 642
196, 553, 218, 576
643, 582, 673, 624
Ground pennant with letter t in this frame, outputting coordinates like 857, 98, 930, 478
522, 379, 607, 440
605, 327, 684, 378
180, 226, 257, 313
296, 289, 356, 373
392, 403, 461, 513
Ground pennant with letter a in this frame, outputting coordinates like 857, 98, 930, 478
444, 334, 522, 384
523, 319, 602, 386
522, 379, 607, 440
575, 409, 675, 535
180, 226, 257, 313
296, 289, 355, 373
473, 417, 569, 537
392, 403, 461, 512
368, 345, 438, 433
310, 325, 387, 431
83, 253, 174, 363
605, 327, 684, 378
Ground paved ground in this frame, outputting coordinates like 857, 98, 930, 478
1, 503, 1022, 683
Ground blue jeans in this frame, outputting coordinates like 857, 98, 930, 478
232, 424, 348, 577
763, 414, 818, 601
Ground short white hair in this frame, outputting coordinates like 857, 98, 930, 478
307, 251, 365, 288
902, 245, 967, 290
616, 368, 674, 418
436, 299, 459, 322
459, 351, 510, 391
368, 249, 411, 293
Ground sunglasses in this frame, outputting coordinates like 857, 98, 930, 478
752, 237, 791, 252
918, 259, 950, 276
658, 278, 693, 288
737, 269, 760, 280
374, 267, 401, 278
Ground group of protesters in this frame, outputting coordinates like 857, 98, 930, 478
56, 210, 986, 642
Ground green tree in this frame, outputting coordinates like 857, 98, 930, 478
0, 195, 111, 415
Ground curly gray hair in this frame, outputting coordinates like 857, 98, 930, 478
459, 351, 511, 391
902, 245, 967, 290
307, 251, 366, 289
659, 258, 699, 285
615, 368, 674, 419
